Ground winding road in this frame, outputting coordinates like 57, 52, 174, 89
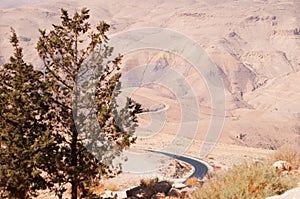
146, 149, 208, 180
135, 93, 209, 180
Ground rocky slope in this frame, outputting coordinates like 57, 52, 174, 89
0, 0, 299, 151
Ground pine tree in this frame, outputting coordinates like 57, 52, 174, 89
36, 8, 142, 199
0, 29, 59, 199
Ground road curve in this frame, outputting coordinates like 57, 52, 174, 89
145, 149, 208, 180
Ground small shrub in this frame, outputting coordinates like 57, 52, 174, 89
193, 162, 298, 199
185, 177, 199, 187
88, 184, 105, 194
269, 146, 300, 169
88, 182, 120, 195
140, 178, 159, 191
104, 183, 120, 192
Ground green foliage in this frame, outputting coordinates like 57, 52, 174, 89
0, 8, 141, 199
193, 162, 298, 199
0, 29, 59, 199
36, 8, 141, 199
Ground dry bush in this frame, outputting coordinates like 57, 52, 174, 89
104, 183, 119, 192
140, 177, 159, 190
88, 184, 105, 195
185, 177, 199, 187
193, 162, 298, 199
269, 146, 300, 169
88, 182, 120, 195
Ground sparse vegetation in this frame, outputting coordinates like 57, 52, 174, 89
193, 151, 300, 199
185, 177, 199, 187
269, 146, 300, 169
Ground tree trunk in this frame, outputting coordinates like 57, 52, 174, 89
71, 180, 78, 199
71, 131, 78, 199
71, 89, 79, 199
71, 120, 79, 199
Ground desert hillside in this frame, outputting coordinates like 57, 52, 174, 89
0, 0, 299, 154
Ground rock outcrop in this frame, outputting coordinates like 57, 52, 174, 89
272, 161, 292, 172
125, 180, 190, 199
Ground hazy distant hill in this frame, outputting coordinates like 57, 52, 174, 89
0, 0, 299, 150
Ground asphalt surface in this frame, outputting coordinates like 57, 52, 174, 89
146, 149, 208, 179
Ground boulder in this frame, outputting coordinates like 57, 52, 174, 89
126, 186, 154, 199
153, 181, 172, 194
272, 160, 291, 171
150, 192, 165, 199
167, 188, 182, 198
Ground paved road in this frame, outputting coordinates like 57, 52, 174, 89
146, 149, 208, 180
